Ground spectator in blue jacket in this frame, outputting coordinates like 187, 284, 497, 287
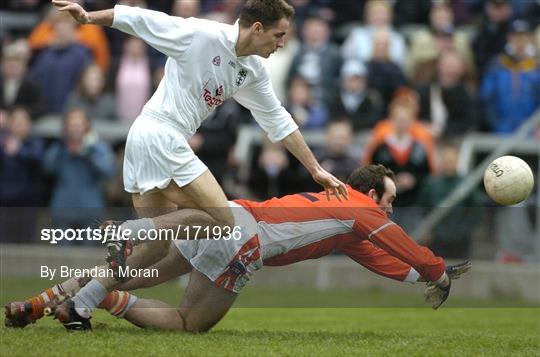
481, 19, 540, 134
29, 15, 92, 114
0, 107, 44, 206
42, 109, 116, 241
286, 76, 329, 129
0, 107, 44, 243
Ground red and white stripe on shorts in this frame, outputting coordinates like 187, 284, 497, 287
214, 235, 261, 292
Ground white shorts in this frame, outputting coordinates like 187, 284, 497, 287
174, 202, 262, 293
123, 114, 208, 194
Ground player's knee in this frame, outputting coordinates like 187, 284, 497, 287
214, 219, 234, 234
139, 240, 169, 261
184, 209, 233, 233
178, 309, 214, 333
183, 319, 210, 333
167, 309, 187, 332
155, 240, 171, 258
213, 210, 235, 233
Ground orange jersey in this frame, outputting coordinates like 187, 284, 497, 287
362, 119, 436, 173
234, 186, 445, 282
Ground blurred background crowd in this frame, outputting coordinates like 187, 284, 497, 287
0, 0, 538, 261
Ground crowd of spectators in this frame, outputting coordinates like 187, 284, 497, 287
0, 0, 539, 259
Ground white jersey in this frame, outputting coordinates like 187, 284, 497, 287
112, 5, 298, 142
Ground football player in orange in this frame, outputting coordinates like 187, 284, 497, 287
5, 165, 470, 331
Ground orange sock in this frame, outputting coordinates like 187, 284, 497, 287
27, 284, 66, 320
27, 296, 45, 320
99, 290, 136, 317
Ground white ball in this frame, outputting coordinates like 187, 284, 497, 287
483, 156, 534, 205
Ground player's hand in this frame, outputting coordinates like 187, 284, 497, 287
80, 130, 98, 155
417, 261, 472, 282
312, 169, 349, 201
422, 261, 471, 309
424, 279, 451, 310
446, 261, 471, 280
424, 272, 452, 310
52, 0, 90, 24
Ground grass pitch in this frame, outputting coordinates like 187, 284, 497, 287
1, 279, 539, 356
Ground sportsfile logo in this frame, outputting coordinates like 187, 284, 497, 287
41, 226, 126, 245
40, 225, 243, 244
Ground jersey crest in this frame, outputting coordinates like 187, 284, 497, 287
235, 69, 248, 86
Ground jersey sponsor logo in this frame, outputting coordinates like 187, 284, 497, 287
228, 60, 236, 68
215, 85, 224, 97
203, 88, 224, 107
235, 69, 248, 86
201, 75, 225, 107
212, 56, 221, 66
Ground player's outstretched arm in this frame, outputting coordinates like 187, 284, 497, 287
281, 130, 349, 201
233, 68, 348, 201
340, 239, 421, 282
354, 213, 468, 309
52, 0, 114, 26
341, 241, 471, 310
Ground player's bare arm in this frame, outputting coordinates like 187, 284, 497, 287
281, 130, 349, 201
51, 0, 113, 26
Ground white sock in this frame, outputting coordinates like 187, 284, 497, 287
120, 218, 155, 245
72, 280, 108, 318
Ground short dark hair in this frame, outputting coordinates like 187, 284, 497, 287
239, 0, 295, 29
327, 117, 353, 130
63, 107, 90, 128
347, 165, 395, 198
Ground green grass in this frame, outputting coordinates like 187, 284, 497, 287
1, 279, 539, 356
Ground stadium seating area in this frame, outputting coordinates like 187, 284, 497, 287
1, 0, 538, 261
